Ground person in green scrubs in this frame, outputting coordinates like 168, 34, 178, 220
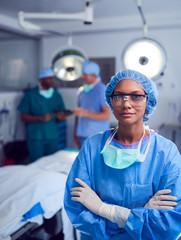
18, 67, 66, 163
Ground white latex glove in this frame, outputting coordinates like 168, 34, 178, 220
144, 189, 177, 209
71, 178, 131, 228
71, 178, 103, 215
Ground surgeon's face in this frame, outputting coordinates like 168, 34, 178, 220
39, 76, 55, 89
82, 73, 97, 85
112, 79, 147, 126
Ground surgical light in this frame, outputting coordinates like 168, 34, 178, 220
52, 49, 86, 81
122, 0, 167, 80
122, 37, 167, 79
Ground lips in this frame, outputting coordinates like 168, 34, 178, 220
120, 112, 134, 116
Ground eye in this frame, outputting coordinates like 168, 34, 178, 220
113, 95, 123, 101
131, 95, 142, 101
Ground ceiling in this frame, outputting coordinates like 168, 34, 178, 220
0, 0, 181, 38
0, 0, 180, 19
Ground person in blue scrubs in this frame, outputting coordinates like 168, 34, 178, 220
64, 69, 181, 240
73, 61, 110, 148
18, 67, 66, 163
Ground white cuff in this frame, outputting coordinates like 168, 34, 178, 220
113, 205, 131, 228
98, 203, 131, 229
98, 203, 115, 222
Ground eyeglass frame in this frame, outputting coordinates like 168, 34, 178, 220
110, 93, 148, 106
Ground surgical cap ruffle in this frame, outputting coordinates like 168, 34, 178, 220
82, 61, 101, 79
105, 69, 158, 121
39, 68, 54, 79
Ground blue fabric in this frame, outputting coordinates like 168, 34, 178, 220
21, 202, 44, 222
64, 130, 181, 240
82, 61, 101, 80
76, 82, 110, 138
105, 69, 158, 121
39, 67, 54, 79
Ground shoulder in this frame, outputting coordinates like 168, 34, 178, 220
53, 89, 63, 98
154, 133, 177, 149
22, 87, 37, 97
77, 86, 84, 95
83, 129, 111, 149
153, 132, 181, 166
95, 82, 106, 91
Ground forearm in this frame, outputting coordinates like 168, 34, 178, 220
20, 113, 42, 123
74, 116, 78, 137
99, 203, 131, 228
83, 109, 110, 121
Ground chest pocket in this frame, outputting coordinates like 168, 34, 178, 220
123, 183, 153, 208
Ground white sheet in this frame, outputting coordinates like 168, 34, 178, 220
0, 149, 78, 240
30, 150, 78, 174
0, 165, 67, 229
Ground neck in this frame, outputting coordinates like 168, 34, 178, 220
117, 123, 145, 144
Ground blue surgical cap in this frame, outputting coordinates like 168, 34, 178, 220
82, 61, 101, 79
105, 69, 158, 121
39, 68, 54, 79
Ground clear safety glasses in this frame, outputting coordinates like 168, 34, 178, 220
110, 93, 148, 107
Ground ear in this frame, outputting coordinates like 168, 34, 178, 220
92, 73, 97, 78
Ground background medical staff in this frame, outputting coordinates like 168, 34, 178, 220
64, 69, 181, 240
73, 61, 110, 148
18, 67, 66, 163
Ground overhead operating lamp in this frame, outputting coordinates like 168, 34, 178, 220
52, 48, 87, 81
52, 36, 87, 81
122, 0, 167, 80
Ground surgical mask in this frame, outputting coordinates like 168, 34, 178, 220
39, 88, 54, 99
83, 84, 94, 93
83, 78, 99, 93
101, 127, 151, 169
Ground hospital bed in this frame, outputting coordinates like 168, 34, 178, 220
0, 149, 79, 240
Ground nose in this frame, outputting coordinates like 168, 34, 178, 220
122, 96, 132, 108
123, 95, 129, 101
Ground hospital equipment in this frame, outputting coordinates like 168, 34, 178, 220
0, 149, 78, 240
18, 0, 102, 32
122, 0, 167, 80
52, 48, 86, 81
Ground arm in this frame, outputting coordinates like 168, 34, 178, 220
20, 112, 54, 123
73, 116, 80, 148
71, 179, 177, 228
73, 105, 110, 121
64, 142, 113, 240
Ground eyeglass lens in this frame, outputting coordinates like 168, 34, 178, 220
111, 94, 147, 106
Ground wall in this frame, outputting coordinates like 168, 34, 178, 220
40, 25, 181, 151
0, 38, 39, 89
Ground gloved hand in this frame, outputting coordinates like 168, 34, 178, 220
144, 189, 177, 209
71, 178, 103, 215
71, 178, 130, 228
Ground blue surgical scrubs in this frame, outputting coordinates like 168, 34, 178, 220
64, 129, 181, 240
76, 82, 110, 138
18, 87, 65, 162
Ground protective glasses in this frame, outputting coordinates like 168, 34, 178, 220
110, 93, 148, 107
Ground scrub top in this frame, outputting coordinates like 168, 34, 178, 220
18, 87, 65, 140
76, 82, 110, 138
64, 129, 181, 240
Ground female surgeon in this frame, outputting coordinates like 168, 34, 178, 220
64, 69, 181, 240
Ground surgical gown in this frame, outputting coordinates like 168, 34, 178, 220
64, 129, 181, 240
